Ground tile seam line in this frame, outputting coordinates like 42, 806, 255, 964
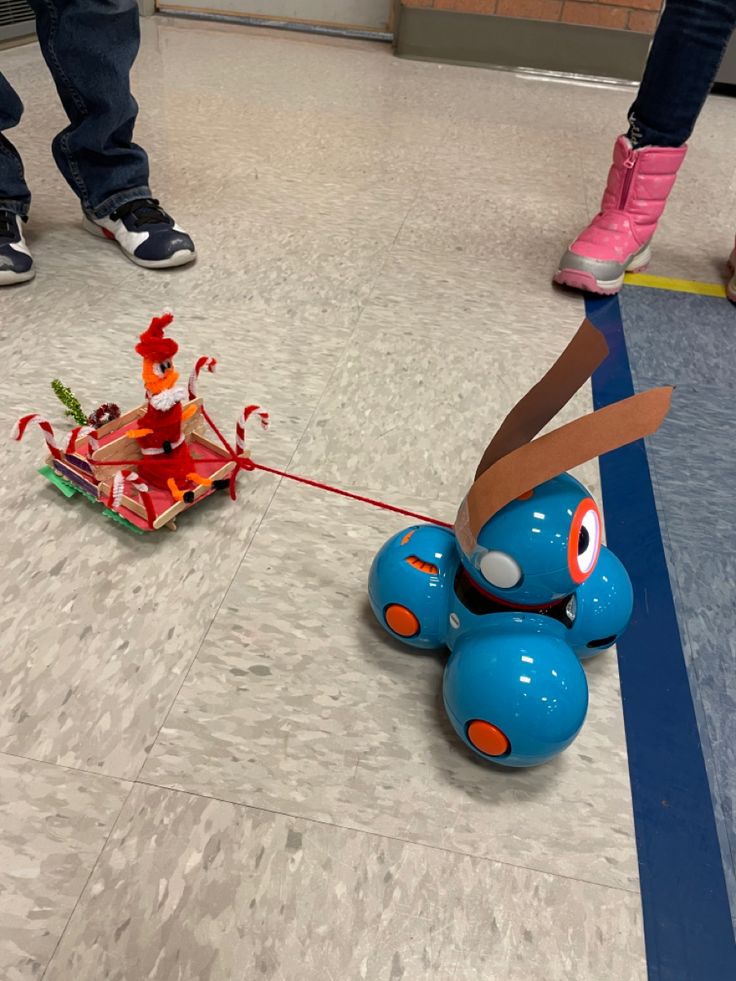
0, 747, 134, 787
352, 245, 728, 299
39, 778, 138, 981
1, 247, 372, 340
129, 241, 391, 787
390, 182, 425, 249
133, 774, 641, 896
126, 474, 284, 786
0, 745, 640, 897
376, 243, 702, 297
259, 225, 404, 482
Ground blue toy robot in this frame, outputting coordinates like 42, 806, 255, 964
368, 320, 672, 767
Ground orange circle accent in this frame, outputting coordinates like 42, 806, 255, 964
517, 489, 534, 501
385, 604, 420, 638
567, 496, 602, 585
467, 720, 510, 757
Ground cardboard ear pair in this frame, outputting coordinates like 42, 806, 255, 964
455, 319, 673, 556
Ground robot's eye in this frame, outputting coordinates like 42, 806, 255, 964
479, 550, 522, 590
568, 498, 601, 584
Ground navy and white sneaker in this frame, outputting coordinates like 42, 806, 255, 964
0, 211, 34, 286
83, 198, 196, 269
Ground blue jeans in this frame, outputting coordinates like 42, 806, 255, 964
629, 0, 736, 147
0, 0, 150, 217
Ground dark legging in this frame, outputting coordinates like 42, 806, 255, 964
628, 0, 736, 147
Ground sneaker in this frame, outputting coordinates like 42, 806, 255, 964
0, 211, 35, 286
83, 198, 196, 269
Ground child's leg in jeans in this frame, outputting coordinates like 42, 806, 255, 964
27, 0, 151, 218
629, 0, 736, 148
0, 74, 35, 285
0, 72, 31, 215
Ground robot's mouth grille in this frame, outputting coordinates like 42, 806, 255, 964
405, 555, 440, 576
454, 568, 574, 627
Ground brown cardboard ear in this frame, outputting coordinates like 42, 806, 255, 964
475, 319, 609, 481
456, 386, 673, 556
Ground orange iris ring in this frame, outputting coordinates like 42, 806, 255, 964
567, 497, 602, 585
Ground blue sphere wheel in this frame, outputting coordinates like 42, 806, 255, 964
567, 545, 633, 659
443, 613, 589, 767
368, 524, 457, 649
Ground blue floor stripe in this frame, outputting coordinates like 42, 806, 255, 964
586, 295, 736, 981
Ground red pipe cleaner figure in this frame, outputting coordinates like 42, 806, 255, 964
127, 313, 216, 503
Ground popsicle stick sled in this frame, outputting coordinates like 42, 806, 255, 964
13, 315, 268, 533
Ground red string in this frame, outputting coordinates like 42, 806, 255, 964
84, 408, 453, 530
200, 405, 238, 458
246, 461, 453, 528
199, 406, 241, 501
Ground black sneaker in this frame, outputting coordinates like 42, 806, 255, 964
83, 198, 196, 269
0, 211, 34, 286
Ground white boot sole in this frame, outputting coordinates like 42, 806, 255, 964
556, 243, 652, 295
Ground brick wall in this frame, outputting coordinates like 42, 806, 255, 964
402, 0, 663, 34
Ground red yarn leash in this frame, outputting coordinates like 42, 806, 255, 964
200, 404, 453, 528
245, 460, 453, 529
85, 405, 453, 530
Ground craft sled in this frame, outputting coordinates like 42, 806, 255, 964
17, 392, 269, 534
33, 398, 237, 532
15, 316, 269, 534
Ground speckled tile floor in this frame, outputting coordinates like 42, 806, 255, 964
3, 15, 736, 981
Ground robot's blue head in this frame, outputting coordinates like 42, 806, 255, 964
453, 321, 670, 616
460, 473, 602, 607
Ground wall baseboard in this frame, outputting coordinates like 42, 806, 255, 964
0, 20, 35, 44
395, 7, 650, 83
157, 7, 392, 42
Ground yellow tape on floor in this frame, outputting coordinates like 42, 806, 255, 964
624, 272, 727, 297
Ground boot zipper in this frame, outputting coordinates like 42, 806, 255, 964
619, 149, 637, 208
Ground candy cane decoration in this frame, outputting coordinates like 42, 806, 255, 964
107, 469, 156, 529
188, 356, 217, 400
12, 414, 62, 460
66, 425, 96, 456
108, 470, 127, 510
236, 405, 269, 454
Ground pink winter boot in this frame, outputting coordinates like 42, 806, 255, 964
555, 136, 687, 295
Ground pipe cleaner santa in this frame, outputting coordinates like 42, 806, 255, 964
127, 313, 218, 503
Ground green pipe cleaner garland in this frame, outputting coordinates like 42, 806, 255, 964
51, 379, 87, 426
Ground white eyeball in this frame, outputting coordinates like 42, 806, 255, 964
578, 509, 600, 574
479, 550, 522, 590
